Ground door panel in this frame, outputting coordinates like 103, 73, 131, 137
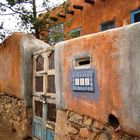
34, 122, 42, 139
47, 129, 54, 140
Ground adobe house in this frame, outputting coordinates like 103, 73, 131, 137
0, 32, 50, 139
54, 22, 140, 139
39, 0, 140, 44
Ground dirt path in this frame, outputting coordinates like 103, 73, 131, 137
0, 123, 20, 140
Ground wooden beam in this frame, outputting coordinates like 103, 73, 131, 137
58, 14, 66, 18
66, 10, 75, 15
73, 5, 83, 10
50, 17, 58, 21
84, 0, 95, 5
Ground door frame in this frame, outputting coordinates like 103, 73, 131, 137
32, 48, 56, 140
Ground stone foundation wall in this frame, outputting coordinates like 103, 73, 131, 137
55, 110, 140, 140
0, 92, 32, 139
67, 111, 140, 140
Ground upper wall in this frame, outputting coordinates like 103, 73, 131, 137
41, 0, 140, 37
55, 23, 140, 137
0, 32, 50, 107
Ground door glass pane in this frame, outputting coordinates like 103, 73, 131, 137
36, 55, 44, 71
47, 75, 55, 93
35, 101, 43, 117
36, 76, 43, 92
49, 51, 55, 70
47, 103, 56, 122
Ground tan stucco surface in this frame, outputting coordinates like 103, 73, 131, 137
0, 33, 22, 97
55, 23, 140, 137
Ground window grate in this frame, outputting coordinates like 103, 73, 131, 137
36, 55, 44, 72
47, 103, 56, 122
47, 75, 56, 93
36, 76, 43, 92
49, 51, 55, 70
35, 101, 43, 118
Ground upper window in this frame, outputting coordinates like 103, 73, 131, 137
131, 9, 140, 23
48, 23, 64, 45
68, 28, 81, 39
101, 20, 115, 31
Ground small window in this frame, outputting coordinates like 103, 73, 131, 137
131, 9, 140, 23
36, 76, 43, 92
35, 101, 43, 117
101, 20, 115, 31
69, 28, 81, 39
47, 75, 56, 93
76, 57, 91, 67
36, 55, 44, 72
47, 103, 56, 122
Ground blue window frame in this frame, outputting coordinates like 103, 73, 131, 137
101, 20, 115, 31
131, 9, 140, 23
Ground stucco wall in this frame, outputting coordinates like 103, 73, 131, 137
55, 23, 140, 137
0, 33, 22, 97
41, 0, 140, 39
0, 32, 50, 107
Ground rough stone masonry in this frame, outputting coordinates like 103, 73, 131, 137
0, 92, 32, 139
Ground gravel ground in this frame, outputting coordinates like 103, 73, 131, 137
0, 125, 20, 140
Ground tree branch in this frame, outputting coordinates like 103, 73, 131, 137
0, 2, 23, 14
0, 12, 19, 15
0, 2, 33, 14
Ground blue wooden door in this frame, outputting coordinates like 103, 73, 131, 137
32, 98, 46, 140
32, 98, 55, 140
47, 129, 54, 140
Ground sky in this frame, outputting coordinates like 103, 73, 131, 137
0, 0, 65, 41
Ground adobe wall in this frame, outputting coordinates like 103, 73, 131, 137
0, 33, 50, 139
55, 23, 140, 139
0, 32, 50, 106
44, 0, 140, 37
0, 33, 22, 98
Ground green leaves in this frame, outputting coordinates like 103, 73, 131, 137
0, 0, 69, 42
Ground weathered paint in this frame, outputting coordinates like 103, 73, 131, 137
54, 110, 67, 140
0, 32, 49, 107
55, 23, 140, 137
0, 33, 22, 97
